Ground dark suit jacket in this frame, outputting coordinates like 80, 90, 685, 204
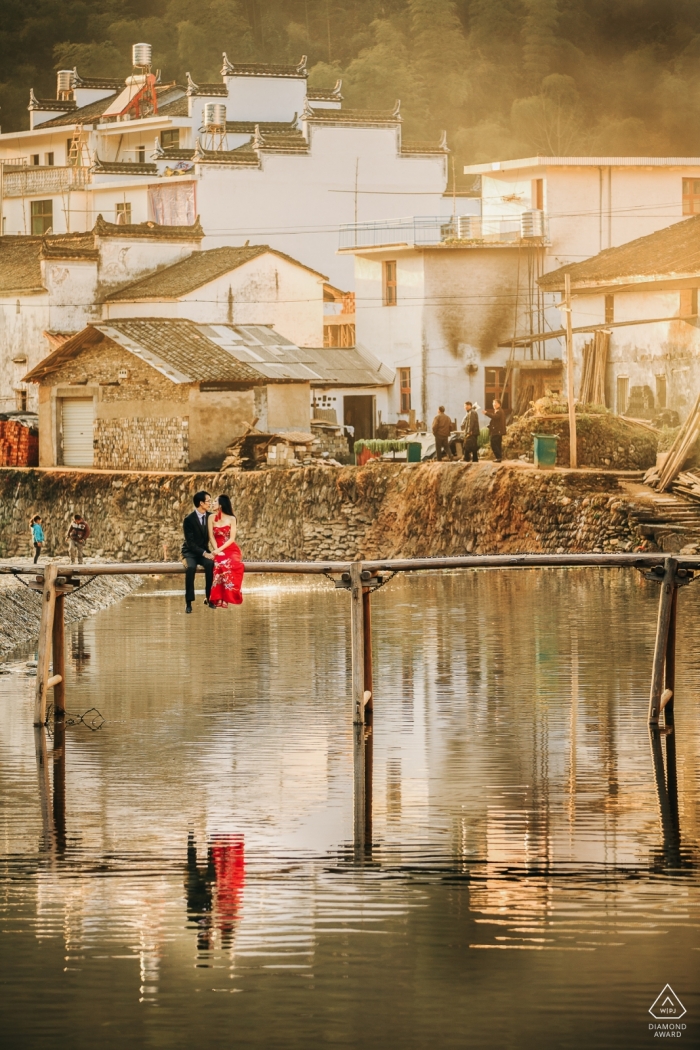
182, 510, 210, 558
485, 408, 507, 436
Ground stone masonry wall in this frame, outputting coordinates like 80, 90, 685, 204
0, 462, 644, 562
94, 417, 189, 471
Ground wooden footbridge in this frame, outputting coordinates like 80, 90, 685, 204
2, 552, 696, 732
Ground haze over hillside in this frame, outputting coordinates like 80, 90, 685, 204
3, 0, 700, 162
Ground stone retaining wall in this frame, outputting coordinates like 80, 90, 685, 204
0, 462, 645, 562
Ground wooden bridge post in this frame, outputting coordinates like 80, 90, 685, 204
362, 584, 373, 713
33, 563, 59, 726
350, 561, 365, 724
648, 557, 678, 724
52, 591, 66, 720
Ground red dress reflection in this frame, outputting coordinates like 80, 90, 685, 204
211, 835, 245, 945
209, 515, 244, 607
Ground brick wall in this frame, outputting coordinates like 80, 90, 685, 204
39, 338, 189, 403
94, 417, 189, 471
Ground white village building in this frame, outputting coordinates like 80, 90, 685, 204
0, 42, 465, 289
342, 156, 700, 429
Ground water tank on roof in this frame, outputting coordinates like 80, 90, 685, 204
56, 70, 73, 95
204, 102, 227, 128
132, 42, 152, 68
521, 209, 545, 238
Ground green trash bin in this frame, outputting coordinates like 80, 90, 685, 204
533, 433, 558, 469
407, 441, 422, 463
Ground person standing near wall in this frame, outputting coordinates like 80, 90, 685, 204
30, 515, 44, 564
432, 406, 453, 461
461, 401, 480, 463
67, 513, 89, 564
484, 398, 507, 463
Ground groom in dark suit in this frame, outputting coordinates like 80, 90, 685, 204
182, 490, 215, 614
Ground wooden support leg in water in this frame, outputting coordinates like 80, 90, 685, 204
662, 585, 677, 727
350, 561, 365, 725
362, 585, 373, 714
33, 563, 58, 727
648, 557, 678, 725
52, 592, 66, 720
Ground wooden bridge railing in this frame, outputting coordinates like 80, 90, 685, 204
2, 552, 697, 731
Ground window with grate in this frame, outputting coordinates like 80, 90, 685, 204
399, 368, 411, 412
44, 152, 54, 166
383, 260, 397, 306
616, 375, 629, 414
116, 202, 132, 225
161, 129, 180, 149
683, 179, 700, 215
485, 367, 511, 412
30, 199, 53, 235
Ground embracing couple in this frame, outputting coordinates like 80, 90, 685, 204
182, 490, 244, 614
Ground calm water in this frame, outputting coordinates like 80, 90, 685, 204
0, 569, 698, 1049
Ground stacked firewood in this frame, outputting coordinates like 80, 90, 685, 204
579, 331, 610, 406
644, 393, 700, 491
0, 420, 39, 467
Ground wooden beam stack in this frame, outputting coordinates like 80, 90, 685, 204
649, 393, 700, 491
578, 330, 609, 406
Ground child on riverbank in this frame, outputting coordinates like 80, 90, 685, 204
30, 515, 44, 564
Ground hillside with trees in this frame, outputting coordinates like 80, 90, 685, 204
3, 0, 700, 163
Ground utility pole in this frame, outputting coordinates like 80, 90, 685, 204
564, 272, 577, 468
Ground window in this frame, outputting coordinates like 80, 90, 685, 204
30, 199, 53, 235
656, 374, 667, 410
605, 294, 614, 324
15, 389, 27, 412
115, 202, 132, 225
399, 368, 412, 412
680, 288, 698, 317
616, 376, 629, 414
161, 129, 180, 149
31, 154, 40, 166
683, 179, 700, 215
383, 260, 397, 306
44, 152, 54, 166
531, 178, 544, 210
137, 146, 145, 164
485, 367, 511, 412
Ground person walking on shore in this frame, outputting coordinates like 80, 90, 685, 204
461, 401, 480, 463
182, 491, 215, 614
67, 513, 89, 564
485, 398, 507, 463
30, 515, 44, 564
432, 406, 453, 461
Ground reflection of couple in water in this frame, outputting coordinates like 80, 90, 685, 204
185, 833, 245, 951
182, 490, 245, 614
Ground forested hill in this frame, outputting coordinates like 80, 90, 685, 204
3, 0, 700, 162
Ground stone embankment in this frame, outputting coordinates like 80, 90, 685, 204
0, 462, 653, 564
0, 566, 140, 657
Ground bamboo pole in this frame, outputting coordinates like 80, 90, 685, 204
565, 273, 578, 468
349, 561, 365, 725
362, 586, 373, 712
33, 563, 58, 726
52, 592, 66, 719
648, 558, 678, 724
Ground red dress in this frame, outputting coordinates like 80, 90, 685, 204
209, 514, 244, 607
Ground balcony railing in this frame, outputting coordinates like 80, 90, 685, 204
1, 165, 91, 198
339, 212, 549, 250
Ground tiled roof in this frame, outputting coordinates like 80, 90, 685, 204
29, 96, 77, 112
301, 345, 394, 387
257, 129, 308, 152
24, 319, 312, 385
191, 82, 227, 97
159, 148, 196, 161
0, 232, 98, 295
401, 139, 448, 154
226, 120, 299, 134
33, 92, 118, 128
307, 81, 343, 102
92, 156, 158, 175
105, 246, 269, 299
305, 107, 401, 125
73, 76, 124, 90
106, 244, 327, 301
539, 215, 700, 290
193, 141, 259, 165
158, 94, 189, 117
93, 215, 204, 240
223, 62, 307, 79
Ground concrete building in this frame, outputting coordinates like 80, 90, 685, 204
0, 44, 469, 287
24, 318, 393, 469
539, 214, 700, 422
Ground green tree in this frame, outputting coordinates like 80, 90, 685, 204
522, 0, 559, 83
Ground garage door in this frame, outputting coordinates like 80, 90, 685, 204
61, 399, 94, 467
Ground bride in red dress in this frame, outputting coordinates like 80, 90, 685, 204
207, 494, 244, 607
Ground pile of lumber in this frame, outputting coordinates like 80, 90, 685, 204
644, 393, 700, 491
670, 468, 700, 503
578, 331, 609, 406
220, 423, 317, 472
0, 418, 38, 467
